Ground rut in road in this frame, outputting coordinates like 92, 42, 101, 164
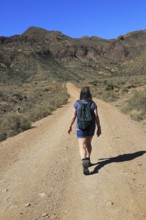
0, 83, 146, 220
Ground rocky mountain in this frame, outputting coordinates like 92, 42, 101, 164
0, 26, 146, 84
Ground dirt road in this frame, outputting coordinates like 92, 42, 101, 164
0, 83, 146, 220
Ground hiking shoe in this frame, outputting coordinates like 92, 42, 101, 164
86, 158, 92, 167
88, 162, 93, 167
82, 159, 90, 175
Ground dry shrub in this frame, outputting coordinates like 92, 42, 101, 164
101, 91, 119, 102
129, 110, 145, 121
121, 90, 146, 121
0, 82, 69, 141
0, 113, 31, 141
29, 105, 52, 122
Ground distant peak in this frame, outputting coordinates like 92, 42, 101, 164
22, 26, 49, 35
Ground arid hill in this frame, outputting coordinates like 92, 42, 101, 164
0, 26, 146, 84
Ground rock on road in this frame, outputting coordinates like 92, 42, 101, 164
0, 83, 146, 220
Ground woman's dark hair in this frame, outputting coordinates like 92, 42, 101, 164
80, 86, 92, 100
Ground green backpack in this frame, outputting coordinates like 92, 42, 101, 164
77, 100, 94, 130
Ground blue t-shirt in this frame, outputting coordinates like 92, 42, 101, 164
74, 100, 97, 130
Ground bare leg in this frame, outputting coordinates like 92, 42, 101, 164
78, 138, 87, 159
78, 136, 93, 159
85, 136, 93, 159
78, 137, 93, 175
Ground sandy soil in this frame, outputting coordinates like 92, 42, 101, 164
0, 83, 146, 220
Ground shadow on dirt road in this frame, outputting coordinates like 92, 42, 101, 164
90, 150, 146, 175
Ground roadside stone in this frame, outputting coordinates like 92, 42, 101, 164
25, 203, 31, 207
138, 162, 142, 166
42, 213, 48, 217
3, 189, 8, 192
39, 192, 47, 198
107, 201, 114, 206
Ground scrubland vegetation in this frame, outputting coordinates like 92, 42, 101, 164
1, 27, 146, 141
86, 74, 146, 124
121, 90, 146, 121
0, 81, 69, 141
1, 73, 146, 142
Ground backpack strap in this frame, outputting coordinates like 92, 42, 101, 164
77, 100, 83, 106
77, 100, 93, 106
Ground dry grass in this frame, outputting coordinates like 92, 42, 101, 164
79, 74, 146, 124
121, 90, 146, 121
0, 81, 69, 141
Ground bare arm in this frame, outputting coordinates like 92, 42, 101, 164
94, 108, 101, 136
68, 108, 77, 134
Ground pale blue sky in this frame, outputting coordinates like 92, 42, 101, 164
0, 0, 146, 39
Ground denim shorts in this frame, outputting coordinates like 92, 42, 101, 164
77, 127, 95, 138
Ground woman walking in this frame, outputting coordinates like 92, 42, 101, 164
68, 86, 101, 175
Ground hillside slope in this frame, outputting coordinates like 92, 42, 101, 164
1, 27, 146, 83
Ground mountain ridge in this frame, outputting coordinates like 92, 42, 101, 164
0, 26, 146, 84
